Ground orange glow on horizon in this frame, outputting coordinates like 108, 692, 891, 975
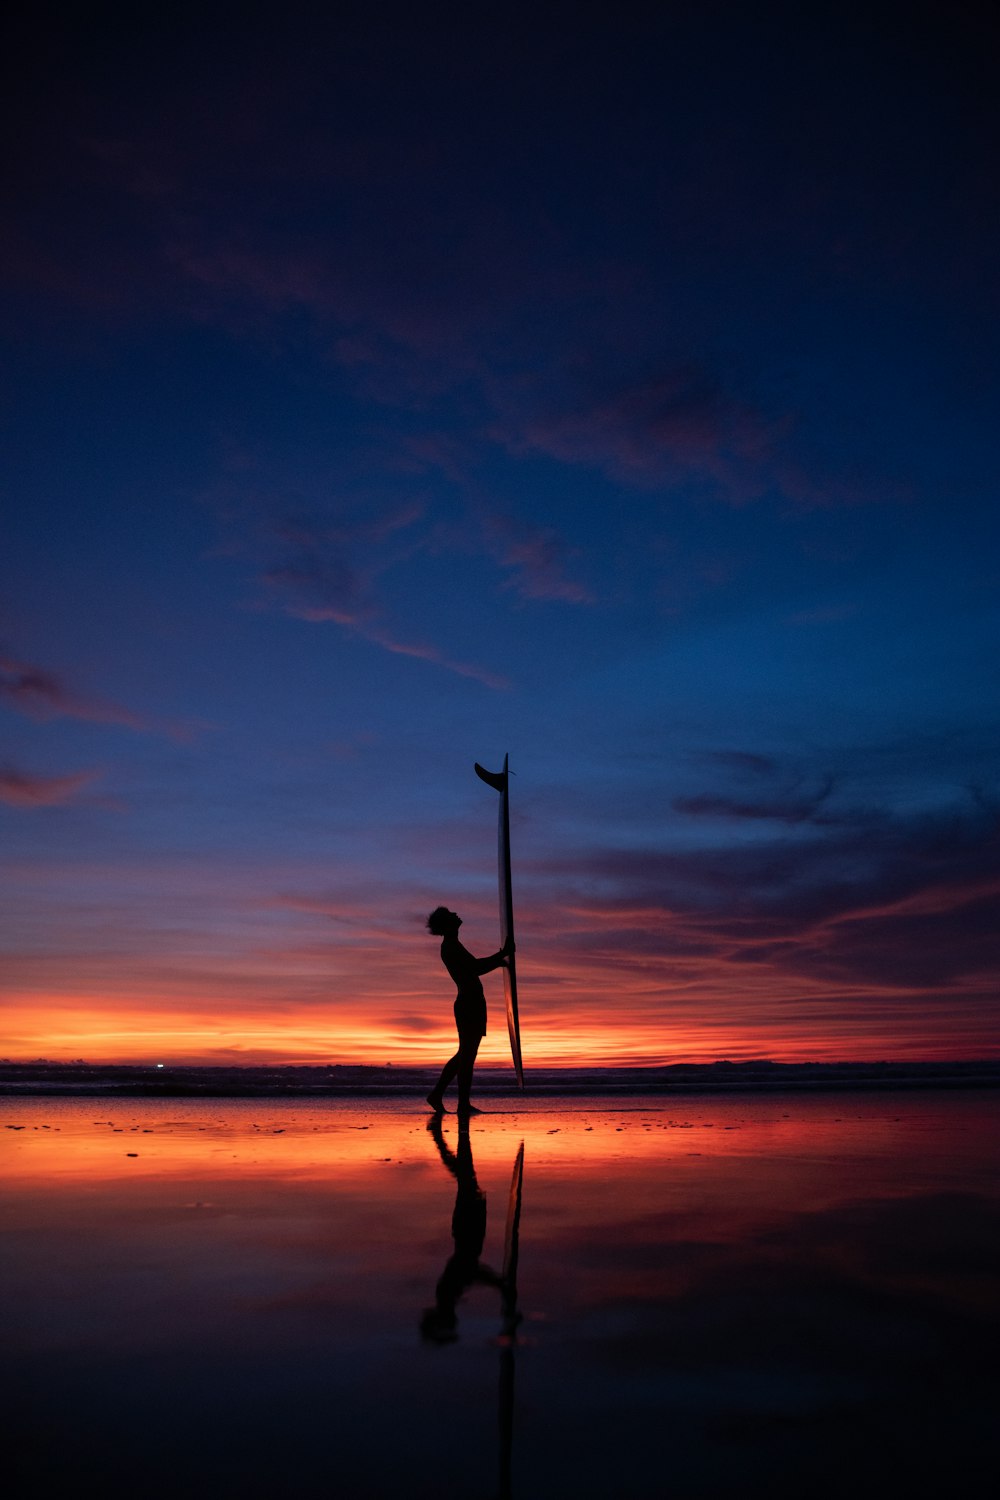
4, 990, 997, 1068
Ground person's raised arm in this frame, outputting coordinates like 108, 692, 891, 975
473, 936, 515, 975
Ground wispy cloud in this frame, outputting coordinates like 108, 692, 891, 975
259, 509, 508, 688
359, 626, 509, 689
0, 653, 148, 730
482, 513, 593, 604
704, 750, 778, 776
0, 765, 97, 808
675, 775, 835, 825
0, 652, 201, 740
509, 366, 781, 502
500, 363, 869, 510
402, 435, 596, 607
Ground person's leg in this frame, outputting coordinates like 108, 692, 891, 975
427, 1052, 459, 1109
456, 1033, 482, 1114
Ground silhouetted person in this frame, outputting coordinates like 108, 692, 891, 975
425, 906, 512, 1115
420, 1114, 503, 1343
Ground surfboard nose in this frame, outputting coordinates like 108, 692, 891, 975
474, 762, 507, 792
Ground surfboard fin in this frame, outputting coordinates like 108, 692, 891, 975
474, 762, 506, 792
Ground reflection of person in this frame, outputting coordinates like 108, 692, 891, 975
425, 907, 512, 1115
420, 1114, 502, 1343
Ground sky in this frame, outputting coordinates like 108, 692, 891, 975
2, 1, 999, 1067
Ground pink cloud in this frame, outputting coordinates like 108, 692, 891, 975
482, 513, 593, 604
508, 367, 781, 502
0, 653, 148, 730
0, 765, 97, 808
0, 652, 202, 741
362, 626, 509, 689
499, 365, 871, 510
283, 599, 508, 689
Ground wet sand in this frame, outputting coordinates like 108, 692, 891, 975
3, 1091, 998, 1498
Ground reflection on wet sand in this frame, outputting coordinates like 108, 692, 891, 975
423, 1116, 525, 1497
2, 1092, 998, 1497
422, 1116, 504, 1342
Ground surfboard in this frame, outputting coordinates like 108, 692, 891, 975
474, 755, 524, 1089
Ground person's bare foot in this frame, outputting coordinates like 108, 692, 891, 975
457, 1103, 482, 1116
426, 1093, 445, 1112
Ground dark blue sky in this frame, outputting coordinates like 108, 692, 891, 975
2, 2, 998, 1063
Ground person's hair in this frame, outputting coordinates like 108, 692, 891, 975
426, 906, 453, 936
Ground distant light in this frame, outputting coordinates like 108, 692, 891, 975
156, 1063, 164, 1069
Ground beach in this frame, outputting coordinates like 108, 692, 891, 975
3, 1088, 998, 1498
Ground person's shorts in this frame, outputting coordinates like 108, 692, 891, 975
454, 993, 487, 1039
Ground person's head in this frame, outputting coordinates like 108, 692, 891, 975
426, 906, 461, 937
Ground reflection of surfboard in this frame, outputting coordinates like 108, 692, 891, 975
502, 1141, 524, 1284
475, 756, 524, 1089
498, 1142, 524, 1500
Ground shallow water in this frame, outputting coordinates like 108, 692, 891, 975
3, 1091, 998, 1498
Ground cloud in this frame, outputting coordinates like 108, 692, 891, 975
566, 794, 997, 923
804, 874, 1000, 989
0, 653, 148, 730
674, 775, 835, 825
0, 765, 97, 808
500, 364, 872, 510
388, 1014, 439, 1033
274, 585, 509, 689
359, 627, 509, 688
528, 787, 1000, 1004
509, 366, 784, 502
400, 437, 596, 607
259, 509, 508, 688
0, 652, 201, 740
705, 750, 778, 776
482, 513, 593, 603
174, 243, 348, 319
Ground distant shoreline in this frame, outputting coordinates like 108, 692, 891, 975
2, 1060, 998, 1098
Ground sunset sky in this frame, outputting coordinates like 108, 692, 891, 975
3, 3, 998, 1067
